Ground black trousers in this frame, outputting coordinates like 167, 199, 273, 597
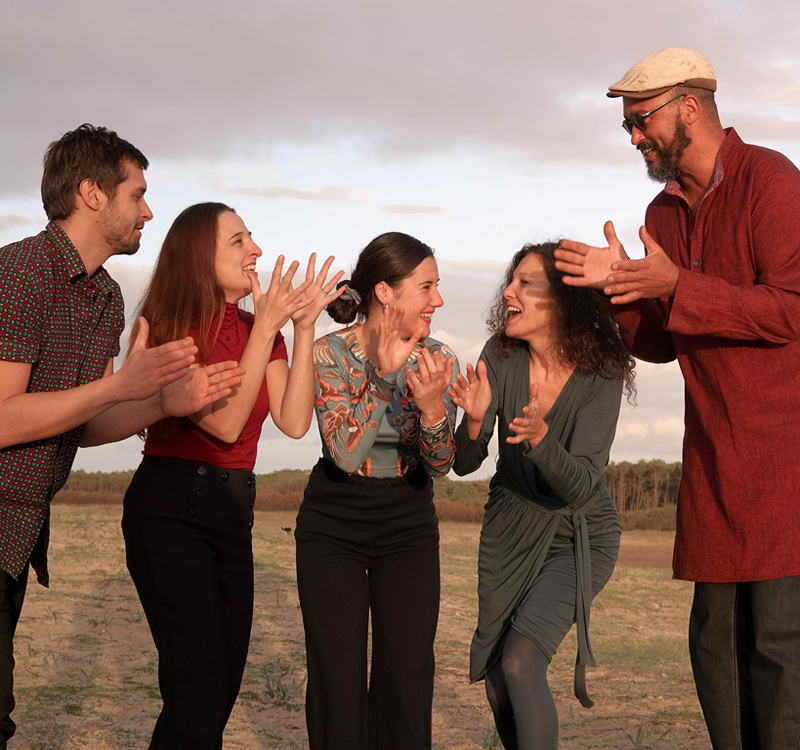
295, 459, 440, 750
122, 455, 256, 750
0, 564, 28, 749
690, 576, 800, 750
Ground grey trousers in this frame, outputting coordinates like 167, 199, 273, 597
689, 576, 800, 750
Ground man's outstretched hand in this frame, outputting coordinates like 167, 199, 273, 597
556, 222, 679, 303
556, 221, 629, 291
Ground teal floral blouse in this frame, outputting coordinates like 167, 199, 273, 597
313, 326, 459, 478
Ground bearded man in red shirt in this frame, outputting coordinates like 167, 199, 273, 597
555, 48, 800, 750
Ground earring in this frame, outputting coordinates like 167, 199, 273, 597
384, 302, 389, 310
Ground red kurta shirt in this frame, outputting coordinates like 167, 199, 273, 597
144, 303, 287, 471
610, 129, 800, 582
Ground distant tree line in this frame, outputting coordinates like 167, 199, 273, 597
605, 460, 682, 512
57, 460, 682, 517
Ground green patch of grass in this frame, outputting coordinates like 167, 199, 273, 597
482, 723, 501, 748
603, 635, 690, 674
253, 656, 307, 710
69, 633, 101, 646
625, 720, 671, 748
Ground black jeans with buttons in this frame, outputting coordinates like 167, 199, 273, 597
122, 455, 256, 750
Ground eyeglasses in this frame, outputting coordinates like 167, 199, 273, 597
621, 94, 686, 135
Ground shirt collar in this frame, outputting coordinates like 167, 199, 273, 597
46, 220, 117, 293
663, 127, 738, 204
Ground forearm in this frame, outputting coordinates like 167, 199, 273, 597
0, 374, 129, 449
525, 378, 622, 507
453, 413, 493, 476
417, 398, 447, 428
271, 327, 315, 438
419, 404, 457, 478
668, 269, 800, 342
317, 368, 397, 474
193, 324, 277, 442
602, 296, 676, 363
524, 431, 600, 506
80, 394, 164, 447
453, 349, 497, 476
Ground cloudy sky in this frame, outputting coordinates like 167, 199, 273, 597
2, 0, 798, 477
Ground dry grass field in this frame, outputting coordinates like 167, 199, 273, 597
11, 506, 709, 749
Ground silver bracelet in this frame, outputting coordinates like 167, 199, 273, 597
420, 414, 447, 430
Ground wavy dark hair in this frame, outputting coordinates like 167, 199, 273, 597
327, 232, 434, 324
487, 242, 635, 398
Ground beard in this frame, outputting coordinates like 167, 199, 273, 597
113, 238, 140, 256
638, 117, 692, 183
109, 236, 140, 256
100, 205, 141, 256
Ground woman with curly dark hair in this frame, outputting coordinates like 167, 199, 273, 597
451, 242, 635, 750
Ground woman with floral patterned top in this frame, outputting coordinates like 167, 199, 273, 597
295, 231, 459, 750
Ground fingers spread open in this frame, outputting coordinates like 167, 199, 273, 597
306, 252, 317, 282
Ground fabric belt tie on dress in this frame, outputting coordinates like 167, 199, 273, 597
502, 486, 602, 709
570, 503, 597, 709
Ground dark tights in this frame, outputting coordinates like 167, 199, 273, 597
484, 629, 559, 750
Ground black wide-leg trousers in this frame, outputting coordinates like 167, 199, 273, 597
295, 459, 440, 750
122, 455, 256, 750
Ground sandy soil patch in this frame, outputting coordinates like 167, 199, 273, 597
11, 508, 708, 749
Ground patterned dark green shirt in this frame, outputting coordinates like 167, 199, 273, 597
0, 222, 124, 585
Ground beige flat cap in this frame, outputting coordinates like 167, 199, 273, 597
607, 47, 716, 99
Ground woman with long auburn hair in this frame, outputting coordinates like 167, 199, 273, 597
121, 202, 342, 750
451, 242, 635, 750
295, 232, 458, 750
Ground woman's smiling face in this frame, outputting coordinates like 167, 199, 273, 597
502, 252, 554, 342
385, 256, 443, 339
214, 211, 263, 303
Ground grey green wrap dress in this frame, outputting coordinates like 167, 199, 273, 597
454, 341, 621, 708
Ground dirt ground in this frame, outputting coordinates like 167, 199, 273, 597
12, 507, 709, 749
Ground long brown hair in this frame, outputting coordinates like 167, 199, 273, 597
129, 202, 234, 364
487, 242, 636, 398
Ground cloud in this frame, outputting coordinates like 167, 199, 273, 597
612, 360, 685, 463
225, 185, 364, 202
724, 114, 800, 143
104, 263, 154, 322
379, 204, 444, 214
0, 214, 40, 231
4, 0, 799, 197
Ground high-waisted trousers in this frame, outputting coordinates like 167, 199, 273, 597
295, 459, 440, 750
122, 455, 256, 750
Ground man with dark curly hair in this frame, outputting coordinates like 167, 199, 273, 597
556, 48, 800, 750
